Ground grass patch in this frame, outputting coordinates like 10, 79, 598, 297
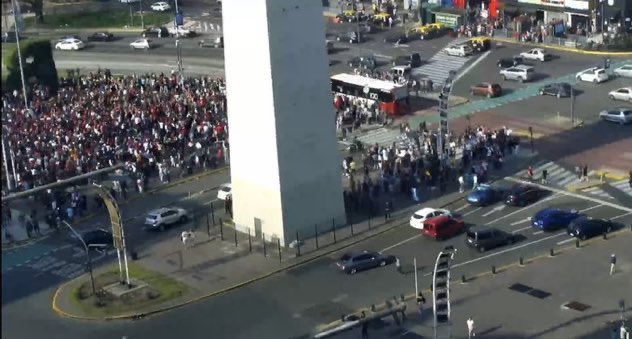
69, 263, 189, 317
25, 10, 171, 29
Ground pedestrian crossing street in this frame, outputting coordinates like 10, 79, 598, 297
515, 161, 632, 200
356, 127, 400, 146
411, 37, 472, 85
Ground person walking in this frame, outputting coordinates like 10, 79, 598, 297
472, 173, 478, 190
541, 169, 548, 184
395, 257, 403, 274
384, 200, 392, 220
628, 171, 631, 189
527, 166, 534, 181
467, 317, 476, 338
581, 165, 588, 182
416, 292, 426, 318
361, 321, 369, 339
610, 254, 617, 276
458, 174, 465, 193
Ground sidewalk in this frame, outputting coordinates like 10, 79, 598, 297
319, 228, 632, 339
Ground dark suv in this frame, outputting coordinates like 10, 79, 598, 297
567, 217, 613, 240
504, 184, 541, 206
466, 226, 514, 252
142, 27, 169, 38
392, 53, 422, 68
336, 251, 394, 275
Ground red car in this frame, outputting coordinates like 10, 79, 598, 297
422, 216, 465, 240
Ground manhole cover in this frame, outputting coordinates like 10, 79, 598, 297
509, 283, 532, 293
563, 301, 591, 312
528, 289, 552, 299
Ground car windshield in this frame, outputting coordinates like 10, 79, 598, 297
221, 186, 231, 192
466, 231, 476, 239
412, 213, 423, 219
147, 214, 158, 220
340, 254, 352, 261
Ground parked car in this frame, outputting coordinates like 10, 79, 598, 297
598, 107, 632, 125
144, 207, 189, 231
55, 39, 85, 51
470, 82, 502, 98
465, 226, 514, 252
74, 229, 113, 250
504, 184, 541, 206
336, 9, 368, 22
421, 216, 465, 240
467, 36, 491, 52
608, 87, 632, 102
539, 82, 573, 98
418, 25, 438, 40
519, 48, 552, 61
56, 35, 82, 43
348, 55, 377, 70
371, 12, 390, 24
576, 67, 609, 83
567, 217, 613, 240
150, 1, 171, 11
467, 184, 504, 206
613, 64, 632, 78
532, 208, 583, 231
383, 32, 410, 44
497, 56, 525, 68
500, 65, 534, 82
337, 31, 364, 44
217, 183, 232, 200
409, 207, 452, 229
142, 27, 169, 38
87, 32, 114, 42
168, 26, 195, 37
392, 52, 421, 68
130, 38, 152, 49
199, 36, 224, 48
444, 44, 473, 57
336, 251, 395, 275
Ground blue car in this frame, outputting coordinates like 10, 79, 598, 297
532, 208, 583, 231
467, 184, 503, 206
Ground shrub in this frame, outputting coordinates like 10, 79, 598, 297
3, 39, 58, 95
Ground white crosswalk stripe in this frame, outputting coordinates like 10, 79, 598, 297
356, 128, 401, 146
412, 38, 472, 85
611, 179, 632, 197
582, 186, 613, 199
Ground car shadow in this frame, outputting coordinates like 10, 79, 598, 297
532, 73, 550, 82
329, 60, 340, 66
331, 47, 349, 54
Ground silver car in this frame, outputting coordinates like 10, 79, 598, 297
599, 107, 632, 125
613, 64, 632, 78
144, 207, 189, 231
500, 65, 535, 82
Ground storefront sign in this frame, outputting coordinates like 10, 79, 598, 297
564, 0, 588, 10
541, 0, 565, 7
517, 0, 542, 5
433, 13, 460, 28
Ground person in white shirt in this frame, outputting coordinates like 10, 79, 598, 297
467, 317, 475, 338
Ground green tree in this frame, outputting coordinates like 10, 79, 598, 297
23, 0, 44, 24
3, 38, 58, 95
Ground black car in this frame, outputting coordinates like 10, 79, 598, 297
142, 27, 169, 38
539, 82, 573, 98
77, 229, 113, 250
384, 32, 410, 44
466, 226, 514, 252
392, 52, 422, 68
348, 55, 377, 70
567, 217, 613, 240
336, 251, 395, 275
504, 184, 541, 206
87, 32, 114, 42
497, 56, 525, 68
337, 31, 364, 44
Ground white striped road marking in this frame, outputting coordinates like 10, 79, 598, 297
511, 226, 532, 234
612, 179, 632, 196
557, 176, 580, 187
380, 234, 422, 252
556, 237, 576, 246
462, 207, 482, 217
612, 211, 632, 220
455, 204, 470, 212
510, 217, 531, 226
488, 194, 560, 225
374, 54, 393, 60
204, 198, 219, 205
579, 205, 602, 213
331, 294, 348, 303
482, 205, 505, 217
506, 177, 632, 212
533, 231, 544, 235
453, 50, 492, 82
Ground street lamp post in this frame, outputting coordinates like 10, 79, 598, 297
63, 221, 96, 296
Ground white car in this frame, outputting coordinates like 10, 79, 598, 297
409, 208, 452, 229
144, 207, 189, 231
613, 64, 632, 78
217, 183, 232, 200
130, 38, 151, 49
444, 44, 473, 57
55, 39, 84, 51
150, 1, 171, 11
576, 67, 609, 83
608, 87, 632, 102
519, 48, 552, 61
168, 26, 195, 37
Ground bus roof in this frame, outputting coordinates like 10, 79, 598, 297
331, 73, 405, 92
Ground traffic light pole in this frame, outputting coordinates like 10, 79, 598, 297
432, 247, 457, 339
438, 70, 456, 160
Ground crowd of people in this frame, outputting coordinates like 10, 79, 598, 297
2, 70, 230, 193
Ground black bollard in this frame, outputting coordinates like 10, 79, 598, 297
332, 219, 337, 244
219, 218, 224, 241
519, 257, 524, 266
315, 224, 319, 249
401, 294, 405, 302
371, 304, 376, 312
461, 275, 467, 283
211, 202, 215, 225
278, 238, 282, 263
350, 218, 354, 236
248, 228, 252, 252
295, 231, 301, 257
206, 213, 210, 238
603, 232, 607, 240
549, 248, 555, 257
234, 226, 238, 247
263, 236, 267, 257
575, 239, 580, 248
492, 265, 496, 274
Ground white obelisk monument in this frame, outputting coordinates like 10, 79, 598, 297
222, 0, 345, 245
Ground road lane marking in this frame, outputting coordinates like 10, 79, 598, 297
556, 237, 576, 246
506, 177, 632, 212
533, 231, 543, 235
331, 294, 348, 303
204, 198, 219, 205
579, 205, 602, 213
380, 234, 422, 252
454, 50, 492, 82
510, 217, 531, 226
420, 232, 566, 277
511, 226, 531, 234
462, 207, 482, 217
612, 211, 632, 220
482, 205, 505, 217
455, 204, 470, 212
488, 194, 560, 225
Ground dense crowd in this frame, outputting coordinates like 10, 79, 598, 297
2, 71, 229, 192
